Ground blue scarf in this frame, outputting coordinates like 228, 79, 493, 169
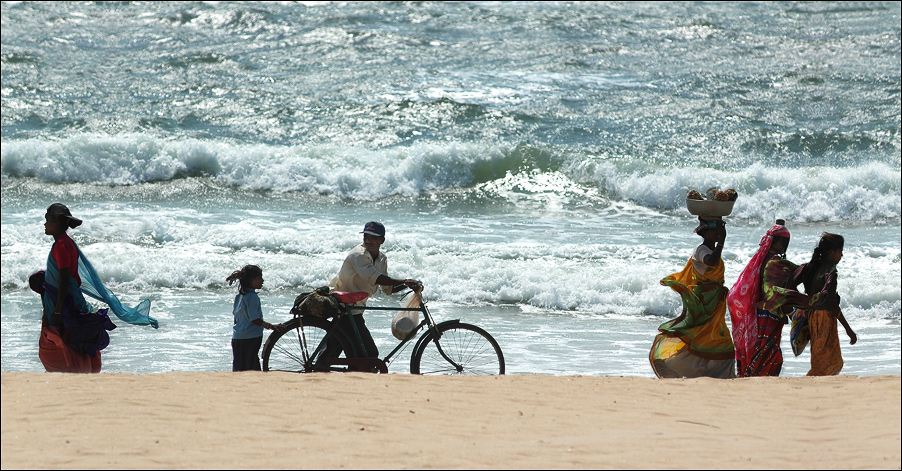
44, 238, 159, 329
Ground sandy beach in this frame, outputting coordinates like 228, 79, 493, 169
1, 372, 899, 469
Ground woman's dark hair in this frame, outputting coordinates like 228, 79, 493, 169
802, 232, 844, 293
46, 203, 83, 229
771, 235, 790, 255
226, 265, 263, 295
29, 271, 46, 295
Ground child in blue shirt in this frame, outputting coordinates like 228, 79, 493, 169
227, 265, 282, 371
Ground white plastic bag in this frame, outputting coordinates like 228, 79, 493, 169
391, 292, 422, 340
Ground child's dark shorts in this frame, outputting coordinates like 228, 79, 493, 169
232, 336, 263, 371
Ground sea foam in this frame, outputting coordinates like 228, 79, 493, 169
2, 134, 899, 222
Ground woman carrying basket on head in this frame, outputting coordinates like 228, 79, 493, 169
650, 216, 735, 379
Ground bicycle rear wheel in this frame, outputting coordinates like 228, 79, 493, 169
410, 322, 505, 375
262, 316, 355, 372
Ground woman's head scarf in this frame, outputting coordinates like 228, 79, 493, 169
727, 221, 790, 371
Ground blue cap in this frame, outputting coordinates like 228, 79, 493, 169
361, 221, 385, 237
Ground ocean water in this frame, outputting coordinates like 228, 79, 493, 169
2, 1, 899, 376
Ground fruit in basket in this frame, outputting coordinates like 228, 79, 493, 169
686, 186, 736, 217
687, 187, 739, 204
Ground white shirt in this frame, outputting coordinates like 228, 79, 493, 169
330, 244, 393, 308
692, 244, 715, 275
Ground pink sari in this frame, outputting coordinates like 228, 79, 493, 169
727, 224, 790, 375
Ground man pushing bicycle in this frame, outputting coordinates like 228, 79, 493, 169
328, 221, 423, 358
261, 221, 503, 374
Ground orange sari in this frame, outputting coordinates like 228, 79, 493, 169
804, 309, 844, 376
650, 256, 735, 378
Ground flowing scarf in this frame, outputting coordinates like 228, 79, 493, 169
727, 224, 790, 373
45, 239, 158, 329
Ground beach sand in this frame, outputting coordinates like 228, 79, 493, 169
1, 372, 899, 469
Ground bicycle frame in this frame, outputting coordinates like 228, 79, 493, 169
311, 294, 464, 373
264, 290, 504, 375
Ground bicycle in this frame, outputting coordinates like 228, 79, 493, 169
262, 289, 505, 375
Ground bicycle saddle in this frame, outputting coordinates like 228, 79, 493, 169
331, 291, 369, 304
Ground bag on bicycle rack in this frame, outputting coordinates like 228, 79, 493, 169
290, 286, 341, 319
391, 292, 422, 340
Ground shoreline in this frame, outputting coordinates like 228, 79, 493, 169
2, 372, 899, 469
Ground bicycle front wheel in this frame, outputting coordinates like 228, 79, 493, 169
410, 322, 505, 375
262, 316, 355, 372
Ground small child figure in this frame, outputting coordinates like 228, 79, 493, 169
792, 233, 858, 376
226, 265, 282, 372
